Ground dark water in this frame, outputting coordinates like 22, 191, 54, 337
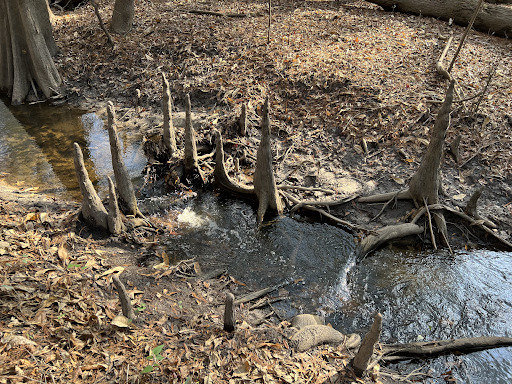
1, 100, 511, 383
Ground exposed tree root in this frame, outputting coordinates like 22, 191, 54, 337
291, 325, 345, 352
357, 189, 412, 203
213, 130, 255, 196
356, 223, 424, 262
280, 190, 365, 233
381, 336, 512, 363
412, 203, 512, 250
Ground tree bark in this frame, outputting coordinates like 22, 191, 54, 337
367, 0, 512, 38
0, 0, 61, 104
107, 102, 139, 216
73, 143, 109, 231
382, 336, 512, 362
253, 98, 284, 226
111, 0, 135, 34
161, 73, 177, 155
408, 81, 454, 246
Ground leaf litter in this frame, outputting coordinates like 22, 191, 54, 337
3, 0, 512, 382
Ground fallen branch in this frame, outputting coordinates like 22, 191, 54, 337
179, 9, 264, 18
356, 223, 424, 262
281, 191, 366, 232
382, 336, 512, 363
234, 280, 291, 305
90, 0, 114, 47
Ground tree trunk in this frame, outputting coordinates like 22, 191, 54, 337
111, 0, 135, 34
367, 0, 512, 37
0, 0, 61, 104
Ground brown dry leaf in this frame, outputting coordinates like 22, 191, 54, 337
95, 266, 125, 279
111, 315, 132, 328
57, 244, 69, 266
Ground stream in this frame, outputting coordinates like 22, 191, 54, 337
1, 100, 511, 383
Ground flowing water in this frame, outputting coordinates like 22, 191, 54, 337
1, 100, 511, 383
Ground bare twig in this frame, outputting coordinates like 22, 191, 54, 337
90, 0, 114, 47
447, 0, 484, 73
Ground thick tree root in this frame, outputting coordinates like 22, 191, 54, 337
381, 336, 512, 363
73, 143, 108, 231
356, 223, 424, 262
213, 130, 255, 196
290, 325, 346, 352
281, 190, 366, 233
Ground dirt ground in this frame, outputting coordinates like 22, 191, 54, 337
54, 0, 512, 244
2, 0, 512, 382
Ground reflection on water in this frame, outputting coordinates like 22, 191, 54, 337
146, 192, 512, 383
327, 249, 512, 383
0, 99, 146, 199
2, 98, 511, 383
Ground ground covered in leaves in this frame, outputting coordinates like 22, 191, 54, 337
2, 0, 512, 382
53, 0, 512, 244
0, 183, 376, 383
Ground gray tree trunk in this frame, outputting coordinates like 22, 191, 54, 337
111, 0, 135, 34
367, 0, 512, 37
0, 0, 61, 104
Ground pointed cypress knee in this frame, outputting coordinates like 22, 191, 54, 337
162, 73, 177, 154
107, 101, 139, 216
107, 177, 125, 235
112, 275, 136, 320
73, 142, 108, 230
239, 103, 248, 136
184, 94, 199, 174
224, 293, 235, 332
253, 97, 283, 226
352, 313, 382, 377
